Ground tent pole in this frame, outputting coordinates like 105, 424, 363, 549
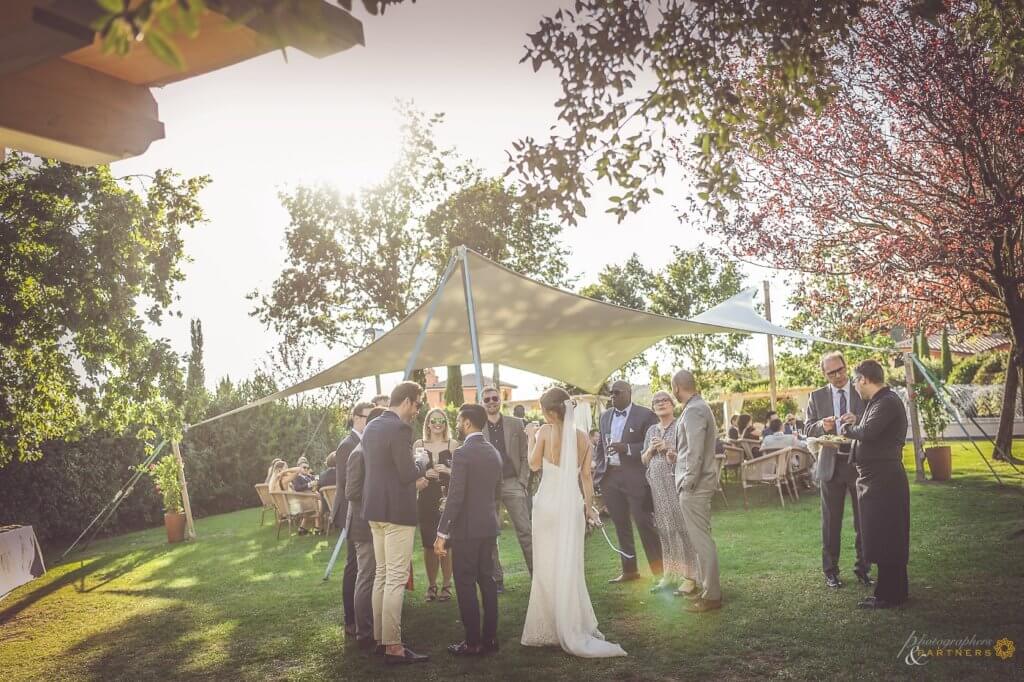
459, 247, 485, 398
903, 354, 928, 483
173, 440, 197, 540
403, 253, 460, 380
763, 280, 778, 411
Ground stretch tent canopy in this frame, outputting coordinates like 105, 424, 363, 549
193, 247, 824, 428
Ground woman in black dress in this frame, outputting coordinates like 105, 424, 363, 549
414, 408, 459, 602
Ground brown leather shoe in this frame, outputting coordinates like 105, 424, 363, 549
686, 598, 723, 613
608, 572, 641, 584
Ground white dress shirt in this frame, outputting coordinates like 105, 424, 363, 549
607, 403, 632, 466
831, 382, 852, 423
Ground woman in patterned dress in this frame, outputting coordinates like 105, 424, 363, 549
642, 390, 699, 596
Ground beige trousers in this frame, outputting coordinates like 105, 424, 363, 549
369, 521, 416, 645
677, 489, 722, 601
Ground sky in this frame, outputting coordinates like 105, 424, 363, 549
111, 0, 797, 401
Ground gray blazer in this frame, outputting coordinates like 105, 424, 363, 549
805, 383, 865, 482
483, 415, 530, 489
673, 395, 719, 493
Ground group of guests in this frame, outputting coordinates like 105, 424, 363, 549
265, 455, 328, 535
328, 382, 534, 665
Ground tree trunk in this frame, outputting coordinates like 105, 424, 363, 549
994, 345, 1020, 461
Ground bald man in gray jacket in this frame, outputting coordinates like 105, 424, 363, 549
669, 370, 722, 613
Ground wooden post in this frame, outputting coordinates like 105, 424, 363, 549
763, 280, 778, 410
172, 440, 197, 539
903, 355, 927, 482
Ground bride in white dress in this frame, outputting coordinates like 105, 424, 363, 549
520, 387, 627, 658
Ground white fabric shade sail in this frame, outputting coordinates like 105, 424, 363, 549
192, 247, 822, 428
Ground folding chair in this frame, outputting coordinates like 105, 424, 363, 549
740, 450, 793, 509
254, 483, 275, 526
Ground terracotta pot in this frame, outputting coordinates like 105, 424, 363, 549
925, 445, 952, 481
164, 512, 187, 543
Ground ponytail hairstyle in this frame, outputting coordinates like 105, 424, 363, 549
539, 386, 571, 422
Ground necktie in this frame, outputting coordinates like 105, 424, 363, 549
614, 409, 627, 417
838, 389, 847, 417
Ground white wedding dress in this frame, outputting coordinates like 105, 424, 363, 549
521, 400, 627, 658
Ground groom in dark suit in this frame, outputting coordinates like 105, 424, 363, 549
805, 351, 871, 590
594, 380, 662, 582
435, 403, 503, 657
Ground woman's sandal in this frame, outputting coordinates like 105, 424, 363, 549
426, 585, 438, 602
438, 585, 452, 602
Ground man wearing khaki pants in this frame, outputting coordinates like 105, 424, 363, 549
669, 370, 722, 613
361, 381, 430, 665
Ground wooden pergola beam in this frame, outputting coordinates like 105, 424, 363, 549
0, 58, 164, 166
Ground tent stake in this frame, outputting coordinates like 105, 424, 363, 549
459, 246, 485, 398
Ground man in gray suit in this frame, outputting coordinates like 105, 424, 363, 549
805, 351, 872, 590
481, 385, 532, 592
669, 370, 722, 613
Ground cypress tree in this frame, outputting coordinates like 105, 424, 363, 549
919, 329, 932, 360
444, 365, 463, 406
184, 319, 209, 423
940, 328, 954, 380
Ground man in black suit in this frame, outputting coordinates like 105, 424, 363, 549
361, 382, 430, 665
805, 351, 872, 590
840, 360, 911, 609
335, 401, 374, 638
344, 407, 385, 649
434, 403, 503, 656
594, 380, 662, 582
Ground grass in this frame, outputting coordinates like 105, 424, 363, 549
2, 443, 1023, 681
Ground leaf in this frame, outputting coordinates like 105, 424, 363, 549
144, 28, 186, 69
97, 0, 126, 12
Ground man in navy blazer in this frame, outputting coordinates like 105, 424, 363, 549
594, 380, 662, 582
361, 381, 430, 665
435, 403, 503, 656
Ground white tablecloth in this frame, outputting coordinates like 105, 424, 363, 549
0, 525, 46, 599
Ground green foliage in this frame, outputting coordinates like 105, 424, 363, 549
742, 397, 798, 425
443, 366, 463, 407
184, 319, 210, 424
139, 454, 183, 514
579, 247, 750, 386
0, 153, 208, 466
940, 328, 953, 379
947, 351, 1009, 385
251, 105, 569, 352
914, 383, 948, 446
919, 329, 932, 359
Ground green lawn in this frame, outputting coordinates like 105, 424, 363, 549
2, 443, 1023, 681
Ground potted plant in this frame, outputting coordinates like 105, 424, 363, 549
914, 384, 951, 481
140, 454, 187, 543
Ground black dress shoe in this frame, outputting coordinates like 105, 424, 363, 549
853, 569, 874, 586
356, 637, 375, 651
825, 573, 843, 589
857, 596, 894, 609
385, 647, 430, 665
447, 641, 482, 656
608, 572, 641, 584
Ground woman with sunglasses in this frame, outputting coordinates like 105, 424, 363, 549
413, 408, 458, 602
641, 391, 698, 596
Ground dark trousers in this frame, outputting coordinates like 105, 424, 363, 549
342, 534, 358, 626
451, 537, 498, 647
874, 562, 909, 604
601, 467, 663, 576
820, 456, 868, 576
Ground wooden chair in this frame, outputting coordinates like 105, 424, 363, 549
319, 485, 337, 530
787, 446, 816, 496
738, 438, 762, 461
740, 450, 794, 509
713, 453, 728, 507
254, 483, 275, 526
721, 444, 744, 482
270, 491, 320, 539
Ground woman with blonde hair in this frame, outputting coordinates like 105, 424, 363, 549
413, 407, 458, 601
642, 391, 698, 596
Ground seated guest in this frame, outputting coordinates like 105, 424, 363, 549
266, 458, 286, 486
286, 458, 322, 535
761, 418, 800, 452
345, 406, 387, 649
727, 415, 740, 441
763, 410, 795, 436
737, 414, 757, 440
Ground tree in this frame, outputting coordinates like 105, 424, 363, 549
708, 2, 1024, 461
0, 154, 208, 466
941, 328, 954, 380
184, 319, 209, 424
580, 248, 750, 387
444, 366, 463, 407
252, 105, 571, 359
919, 330, 932, 361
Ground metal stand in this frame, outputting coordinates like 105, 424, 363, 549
460, 246, 485, 397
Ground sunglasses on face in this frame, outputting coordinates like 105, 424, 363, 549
429, 417, 447, 425
482, 396, 500, 404
652, 398, 672, 406
825, 365, 847, 377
